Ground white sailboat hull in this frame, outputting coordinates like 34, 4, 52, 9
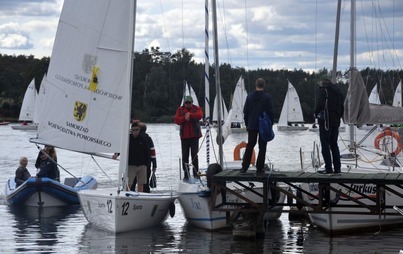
230, 127, 247, 133
308, 209, 403, 232
277, 125, 308, 131
308, 126, 345, 132
178, 178, 286, 230
178, 180, 228, 230
11, 124, 38, 131
300, 169, 403, 232
78, 188, 177, 233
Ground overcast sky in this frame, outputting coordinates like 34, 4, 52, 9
0, 0, 402, 72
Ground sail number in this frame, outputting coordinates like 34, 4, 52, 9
107, 200, 113, 213
122, 202, 130, 215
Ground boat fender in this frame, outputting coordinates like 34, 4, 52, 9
296, 189, 303, 210
322, 188, 340, 207
169, 202, 175, 218
233, 141, 256, 165
374, 128, 402, 156
268, 183, 280, 206
286, 187, 294, 206
206, 163, 223, 189
198, 190, 211, 198
74, 175, 97, 189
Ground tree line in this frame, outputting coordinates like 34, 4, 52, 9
0, 49, 402, 123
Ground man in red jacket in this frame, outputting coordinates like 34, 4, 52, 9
174, 95, 203, 180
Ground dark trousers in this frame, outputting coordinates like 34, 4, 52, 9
242, 130, 267, 171
181, 138, 199, 178
319, 124, 341, 171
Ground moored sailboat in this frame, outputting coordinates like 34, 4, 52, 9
300, 0, 403, 233
177, 0, 285, 231
28, 0, 176, 232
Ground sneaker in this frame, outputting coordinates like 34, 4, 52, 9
317, 170, 333, 174
240, 168, 247, 173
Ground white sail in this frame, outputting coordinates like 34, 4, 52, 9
368, 84, 381, 105
33, 74, 47, 125
393, 81, 402, 107
212, 94, 228, 122
230, 76, 247, 124
18, 79, 36, 121
278, 81, 305, 125
35, 1, 130, 154
180, 82, 199, 106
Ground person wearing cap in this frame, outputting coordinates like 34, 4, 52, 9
314, 75, 344, 174
174, 95, 203, 180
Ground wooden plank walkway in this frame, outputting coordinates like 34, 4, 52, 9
212, 170, 403, 184
210, 169, 403, 219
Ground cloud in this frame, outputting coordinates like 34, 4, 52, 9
0, 33, 31, 49
0, 0, 402, 71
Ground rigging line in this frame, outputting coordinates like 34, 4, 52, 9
90, 155, 113, 181
374, 2, 402, 69
217, 0, 232, 66
157, 1, 176, 122
181, 0, 185, 80
244, 0, 249, 71
159, 0, 171, 52
34, 144, 79, 181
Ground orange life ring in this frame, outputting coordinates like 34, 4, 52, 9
233, 141, 256, 165
374, 128, 402, 156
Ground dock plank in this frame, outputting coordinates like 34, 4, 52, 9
212, 170, 403, 185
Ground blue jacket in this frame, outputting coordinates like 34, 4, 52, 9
243, 90, 274, 131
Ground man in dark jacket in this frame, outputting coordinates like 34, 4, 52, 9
174, 95, 203, 180
131, 122, 157, 193
241, 78, 274, 173
315, 75, 344, 174
127, 122, 150, 192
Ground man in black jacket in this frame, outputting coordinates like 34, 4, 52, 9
315, 75, 344, 174
241, 78, 274, 173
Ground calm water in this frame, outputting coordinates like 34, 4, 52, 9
1, 124, 402, 253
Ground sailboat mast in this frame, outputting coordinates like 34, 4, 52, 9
118, 0, 137, 190
211, 0, 223, 166
204, 0, 211, 166
331, 0, 341, 84
350, 0, 356, 69
348, 0, 356, 146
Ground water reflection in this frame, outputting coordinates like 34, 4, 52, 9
8, 205, 80, 253
175, 216, 310, 253
79, 223, 177, 253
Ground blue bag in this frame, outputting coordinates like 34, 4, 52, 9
259, 111, 275, 142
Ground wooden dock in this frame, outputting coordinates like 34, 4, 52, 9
210, 169, 403, 230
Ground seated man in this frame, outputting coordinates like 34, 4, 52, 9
36, 152, 59, 181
